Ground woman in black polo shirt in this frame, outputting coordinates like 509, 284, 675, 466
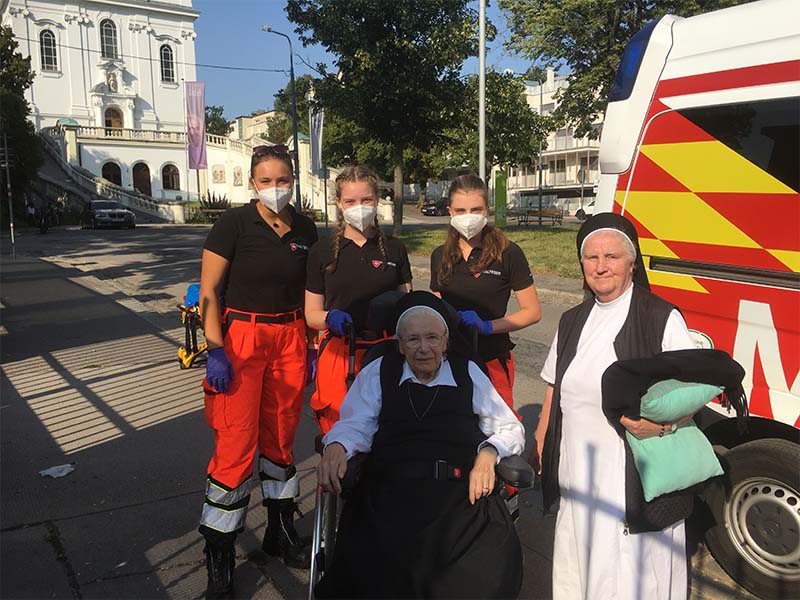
197, 145, 318, 596
430, 174, 541, 416
305, 165, 412, 433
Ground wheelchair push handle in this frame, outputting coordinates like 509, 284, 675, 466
344, 321, 356, 389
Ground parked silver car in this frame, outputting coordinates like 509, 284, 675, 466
83, 200, 136, 229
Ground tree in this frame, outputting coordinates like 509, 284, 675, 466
204, 105, 231, 136
273, 74, 314, 137
265, 112, 293, 144
286, 0, 482, 234
0, 25, 42, 224
499, 0, 745, 137
438, 71, 550, 174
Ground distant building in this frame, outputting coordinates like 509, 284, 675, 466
508, 67, 601, 215
2, 0, 203, 206
228, 110, 280, 141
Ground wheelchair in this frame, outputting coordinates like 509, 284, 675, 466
308, 446, 535, 598
307, 291, 535, 598
177, 283, 208, 369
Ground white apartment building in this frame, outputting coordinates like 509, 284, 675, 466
508, 68, 601, 215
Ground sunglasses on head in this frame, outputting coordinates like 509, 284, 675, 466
253, 144, 290, 157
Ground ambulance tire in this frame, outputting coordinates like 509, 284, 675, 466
703, 439, 800, 599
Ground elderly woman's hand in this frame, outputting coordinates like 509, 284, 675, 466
620, 414, 696, 439
318, 442, 348, 495
469, 445, 498, 504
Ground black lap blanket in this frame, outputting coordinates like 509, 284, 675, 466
315, 476, 523, 599
601, 348, 748, 434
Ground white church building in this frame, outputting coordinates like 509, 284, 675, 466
1, 0, 335, 223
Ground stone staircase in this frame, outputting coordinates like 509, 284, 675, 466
37, 129, 176, 223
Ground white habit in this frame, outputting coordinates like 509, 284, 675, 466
541, 285, 695, 600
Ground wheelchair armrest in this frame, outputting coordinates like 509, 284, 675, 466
496, 454, 535, 489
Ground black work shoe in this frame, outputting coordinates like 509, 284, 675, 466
204, 542, 235, 598
263, 498, 312, 569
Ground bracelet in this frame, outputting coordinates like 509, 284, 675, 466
659, 424, 666, 438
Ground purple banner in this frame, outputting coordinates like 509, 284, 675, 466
185, 82, 207, 169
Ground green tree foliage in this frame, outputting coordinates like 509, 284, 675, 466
447, 71, 550, 171
273, 74, 314, 137
286, 0, 481, 233
204, 105, 232, 136
499, 0, 745, 137
0, 25, 43, 217
265, 112, 293, 144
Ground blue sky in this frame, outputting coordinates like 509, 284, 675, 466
193, 0, 533, 120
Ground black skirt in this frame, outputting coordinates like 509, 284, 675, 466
315, 475, 523, 599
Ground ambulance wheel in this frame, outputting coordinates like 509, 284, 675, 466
703, 439, 800, 599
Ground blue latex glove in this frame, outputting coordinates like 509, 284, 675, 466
459, 310, 493, 336
325, 309, 353, 337
306, 347, 318, 384
206, 347, 234, 393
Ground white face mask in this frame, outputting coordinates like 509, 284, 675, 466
254, 182, 292, 213
450, 213, 487, 240
343, 204, 377, 233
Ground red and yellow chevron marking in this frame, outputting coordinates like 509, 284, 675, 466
615, 63, 800, 292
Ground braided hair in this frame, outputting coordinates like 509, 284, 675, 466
327, 165, 388, 272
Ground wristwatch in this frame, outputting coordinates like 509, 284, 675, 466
669, 422, 678, 434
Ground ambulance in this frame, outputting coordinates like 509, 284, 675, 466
594, 0, 799, 597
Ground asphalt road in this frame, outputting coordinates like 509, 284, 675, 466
0, 224, 754, 599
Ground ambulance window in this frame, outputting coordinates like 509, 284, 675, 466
679, 98, 799, 192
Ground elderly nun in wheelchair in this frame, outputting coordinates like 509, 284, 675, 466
315, 291, 527, 599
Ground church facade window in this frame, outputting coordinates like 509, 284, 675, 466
160, 45, 175, 83
40, 30, 58, 72
162, 164, 180, 190
100, 19, 119, 59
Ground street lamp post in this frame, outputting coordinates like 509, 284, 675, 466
261, 26, 302, 211
478, 0, 486, 182
536, 79, 544, 226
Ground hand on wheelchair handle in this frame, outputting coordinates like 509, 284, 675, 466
318, 442, 348, 495
206, 347, 233, 393
458, 310, 493, 336
325, 309, 353, 337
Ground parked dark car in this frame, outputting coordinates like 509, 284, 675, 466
83, 200, 136, 229
421, 198, 449, 216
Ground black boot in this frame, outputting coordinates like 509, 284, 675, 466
262, 498, 311, 569
203, 537, 235, 599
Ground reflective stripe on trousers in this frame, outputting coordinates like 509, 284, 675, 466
200, 476, 252, 534
260, 455, 300, 500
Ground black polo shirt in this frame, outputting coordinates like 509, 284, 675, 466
306, 234, 412, 332
430, 241, 534, 360
204, 201, 318, 314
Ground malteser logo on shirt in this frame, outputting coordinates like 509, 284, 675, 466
371, 260, 397, 268
289, 242, 309, 253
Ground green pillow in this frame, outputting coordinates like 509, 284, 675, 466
641, 379, 723, 422
627, 424, 723, 501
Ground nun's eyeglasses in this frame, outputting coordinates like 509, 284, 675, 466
400, 334, 445, 349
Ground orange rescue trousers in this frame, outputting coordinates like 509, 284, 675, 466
311, 332, 393, 433
200, 309, 306, 535
485, 352, 521, 420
